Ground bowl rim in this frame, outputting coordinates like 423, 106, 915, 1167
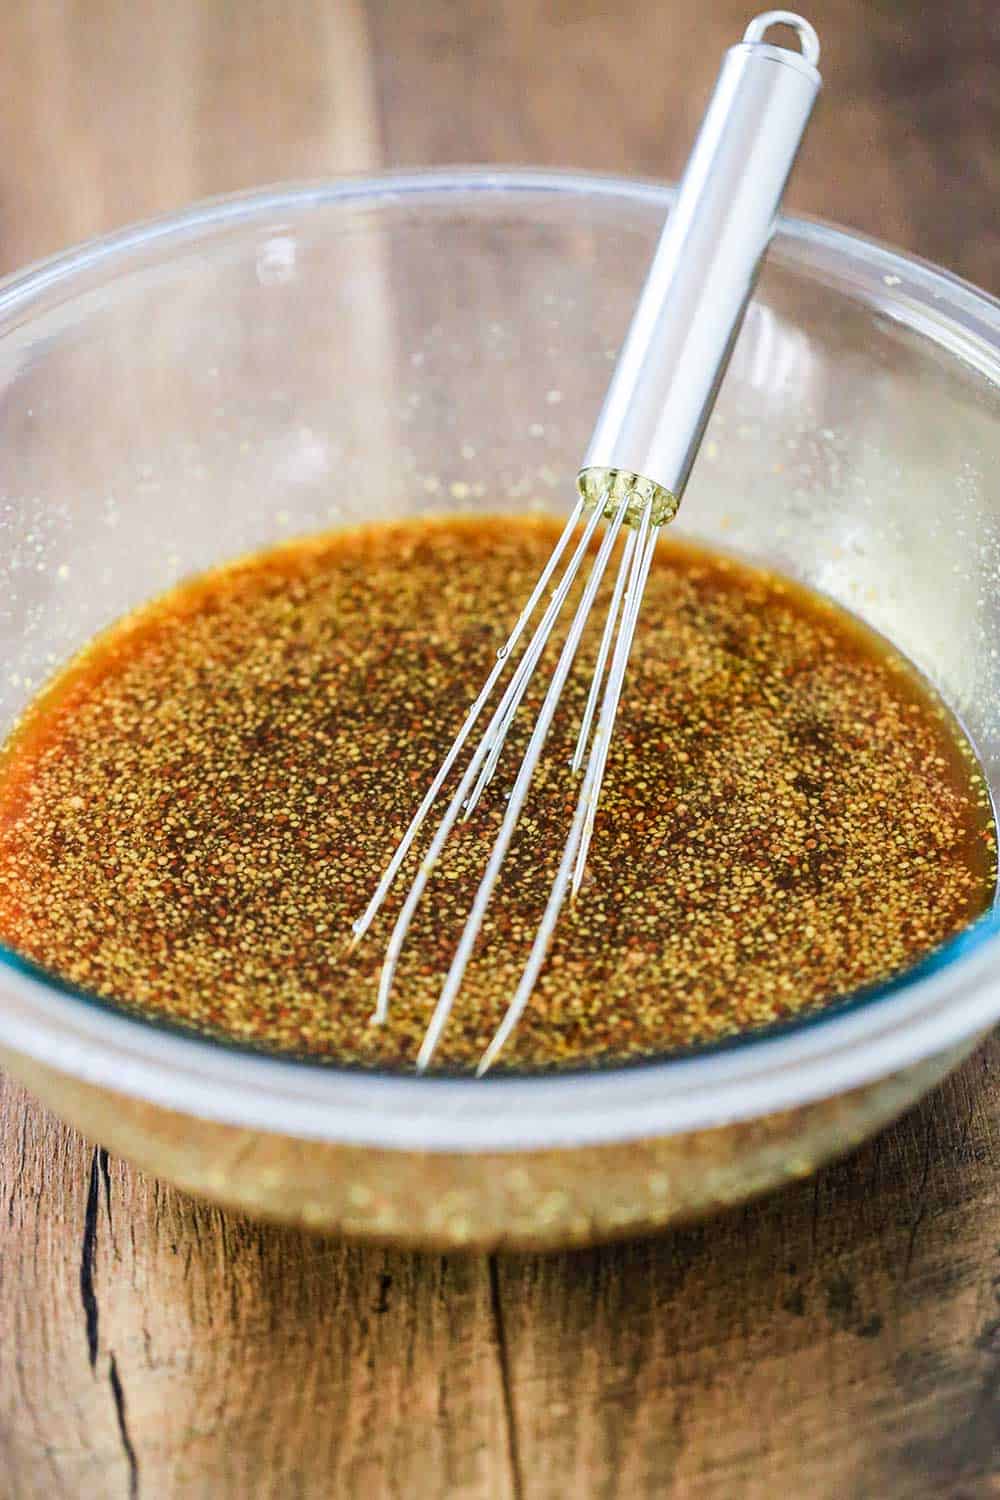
1, 165, 999, 1153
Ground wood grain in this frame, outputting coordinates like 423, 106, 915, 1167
367, 0, 999, 292
8, 1043, 1000, 1499
0, 0, 381, 275
1, 1, 999, 1496
1, 1072, 515, 1500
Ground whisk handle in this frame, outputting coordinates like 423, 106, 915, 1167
579, 12, 821, 522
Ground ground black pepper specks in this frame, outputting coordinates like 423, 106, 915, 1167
0, 513, 994, 1072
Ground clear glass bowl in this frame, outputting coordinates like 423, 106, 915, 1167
0, 170, 998, 1247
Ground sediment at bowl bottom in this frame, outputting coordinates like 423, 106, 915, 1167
0, 1041, 978, 1251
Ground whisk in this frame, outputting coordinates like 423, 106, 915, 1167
352, 11, 823, 1073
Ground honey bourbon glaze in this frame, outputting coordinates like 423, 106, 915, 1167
0, 515, 994, 1072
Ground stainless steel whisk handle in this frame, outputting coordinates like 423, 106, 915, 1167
579, 11, 821, 525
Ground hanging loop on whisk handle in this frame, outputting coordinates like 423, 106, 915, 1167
579, 12, 821, 523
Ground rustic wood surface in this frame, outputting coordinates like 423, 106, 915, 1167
1, 2, 999, 1496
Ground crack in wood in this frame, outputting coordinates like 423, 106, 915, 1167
80, 1148, 102, 1370
373, 1272, 393, 1315
488, 1258, 524, 1500
904, 1112, 937, 1279
99, 1148, 114, 1243
8, 1109, 30, 1225
109, 1351, 140, 1500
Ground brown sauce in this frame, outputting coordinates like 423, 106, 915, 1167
0, 514, 994, 1072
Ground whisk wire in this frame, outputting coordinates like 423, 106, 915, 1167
371, 495, 610, 1024
415, 492, 633, 1071
350, 495, 587, 950
572, 507, 660, 900
477, 499, 657, 1074
570, 524, 638, 774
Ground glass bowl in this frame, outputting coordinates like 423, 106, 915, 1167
0, 169, 998, 1249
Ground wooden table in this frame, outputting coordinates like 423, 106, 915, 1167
2, 3, 998, 1495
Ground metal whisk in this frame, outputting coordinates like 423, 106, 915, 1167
352, 12, 822, 1072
